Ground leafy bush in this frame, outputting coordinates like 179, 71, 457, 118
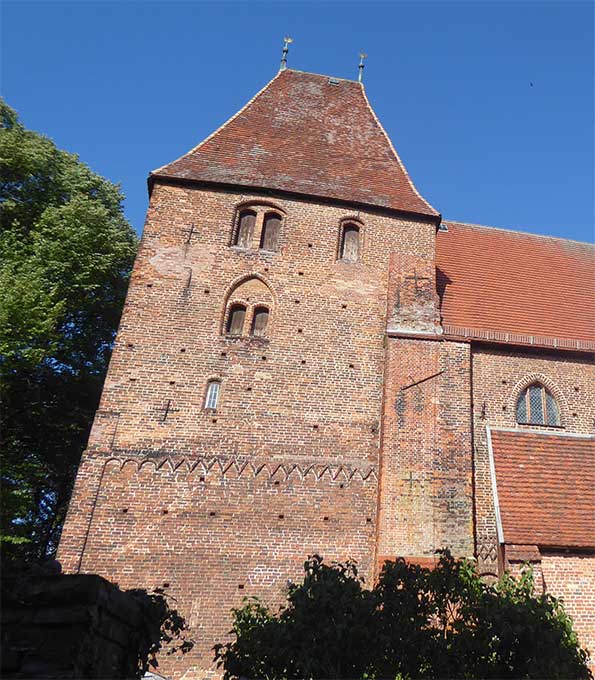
214, 551, 592, 679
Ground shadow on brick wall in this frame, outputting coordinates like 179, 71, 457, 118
1, 562, 193, 679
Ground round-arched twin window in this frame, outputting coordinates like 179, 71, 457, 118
223, 277, 273, 339
516, 383, 561, 426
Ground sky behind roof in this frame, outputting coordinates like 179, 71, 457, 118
3, 1, 594, 242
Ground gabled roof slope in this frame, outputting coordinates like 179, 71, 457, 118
490, 429, 595, 548
437, 222, 595, 349
152, 69, 438, 218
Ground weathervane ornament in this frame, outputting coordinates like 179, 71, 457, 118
280, 36, 293, 71
358, 51, 367, 83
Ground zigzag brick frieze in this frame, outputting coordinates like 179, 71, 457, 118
99, 452, 377, 483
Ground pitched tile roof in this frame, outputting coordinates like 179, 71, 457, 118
152, 69, 438, 218
436, 222, 595, 350
490, 428, 595, 548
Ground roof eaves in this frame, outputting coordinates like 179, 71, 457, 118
441, 325, 595, 353
147, 173, 442, 222
486, 424, 505, 545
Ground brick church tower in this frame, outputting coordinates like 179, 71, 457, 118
59, 66, 595, 677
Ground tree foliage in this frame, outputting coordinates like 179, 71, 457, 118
0, 99, 137, 562
214, 552, 592, 680
128, 585, 195, 678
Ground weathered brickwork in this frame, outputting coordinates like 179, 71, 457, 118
506, 551, 595, 670
540, 553, 595, 665
86, 183, 434, 460
60, 454, 377, 676
59, 181, 442, 677
471, 346, 595, 572
377, 337, 473, 562
59, 68, 595, 676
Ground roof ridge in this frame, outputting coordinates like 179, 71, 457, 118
443, 219, 594, 248
284, 67, 360, 84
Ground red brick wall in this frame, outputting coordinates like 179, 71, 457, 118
506, 550, 595, 669
58, 178, 594, 676
540, 552, 595, 666
59, 182, 440, 677
84, 183, 435, 459
60, 454, 377, 677
471, 346, 595, 572
377, 337, 473, 562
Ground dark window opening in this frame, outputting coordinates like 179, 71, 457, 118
260, 212, 281, 252
340, 224, 360, 262
226, 304, 246, 336
234, 210, 256, 248
251, 307, 269, 337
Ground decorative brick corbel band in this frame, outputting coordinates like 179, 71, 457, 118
97, 452, 378, 483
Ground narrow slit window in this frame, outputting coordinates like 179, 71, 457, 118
226, 304, 246, 336
260, 212, 281, 252
340, 224, 360, 262
516, 383, 561, 426
235, 210, 256, 248
251, 307, 269, 337
204, 381, 220, 410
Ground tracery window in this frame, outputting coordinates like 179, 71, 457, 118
204, 380, 220, 410
339, 223, 361, 262
516, 383, 561, 426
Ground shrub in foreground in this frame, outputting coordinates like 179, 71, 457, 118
214, 551, 592, 679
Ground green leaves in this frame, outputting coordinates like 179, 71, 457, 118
214, 552, 593, 680
0, 98, 137, 563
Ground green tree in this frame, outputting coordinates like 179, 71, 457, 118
214, 552, 592, 680
0, 99, 137, 563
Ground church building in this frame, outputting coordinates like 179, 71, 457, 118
58, 64, 595, 677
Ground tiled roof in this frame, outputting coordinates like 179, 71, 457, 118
490, 428, 595, 548
152, 69, 438, 218
436, 222, 595, 350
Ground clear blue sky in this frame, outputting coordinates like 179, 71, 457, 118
3, 1, 594, 242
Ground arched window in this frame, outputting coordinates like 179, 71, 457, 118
260, 212, 281, 252
340, 223, 360, 262
204, 380, 220, 410
226, 304, 246, 336
516, 383, 561, 426
251, 307, 269, 337
234, 210, 256, 248
223, 277, 274, 340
